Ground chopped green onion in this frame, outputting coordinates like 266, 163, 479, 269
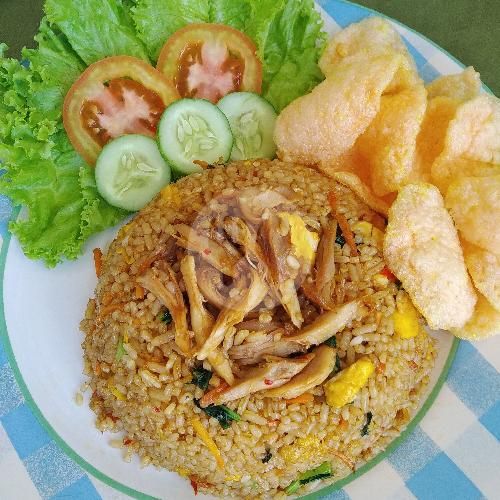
361, 411, 373, 436
284, 480, 300, 495
191, 366, 212, 390
194, 399, 241, 429
115, 336, 126, 361
324, 336, 337, 347
160, 309, 172, 324
284, 461, 333, 495
298, 461, 332, 485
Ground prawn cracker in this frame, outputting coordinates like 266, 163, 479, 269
384, 183, 476, 330
431, 94, 500, 192
356, 84, 427, 196
332, 171, 390, 216
426, 67, 481, 102
461, 240, 500, 313
451, 293, 500, 340
274, 53, 402, 166
445, 174, 500, 254
319, 17, 419, 92
413, 96, 460, 182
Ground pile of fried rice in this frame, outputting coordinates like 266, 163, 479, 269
81, 160, 436, 498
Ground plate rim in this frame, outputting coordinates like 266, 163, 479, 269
0, 0, 467, 498
0, 203, 460, 500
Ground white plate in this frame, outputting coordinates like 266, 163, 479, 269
1, 1, 469, 498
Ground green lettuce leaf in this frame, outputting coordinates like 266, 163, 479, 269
0, 0, 325, 267
0, 41, 123, 267
209, 0, 252, 32
132, 0, 211, 61
45, 0, 150, 64
260, 0, 326, 111
131, 0, 325, 111
79, 165, 127, 242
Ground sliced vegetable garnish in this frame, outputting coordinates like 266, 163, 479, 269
285, 393, 314, 405
158, 98, 233, 175
63, 56, 177, 164
93, 247, 103, 278
285, 461, 333, 494
191, 417, 224, 469
95, 135, 171, 211
380, 266, 397, 281
361, 411, 373, 436
217, 92, 277, 160
157, 24, 262, 103
191, 366, 212, 390
195, 399, 241, 429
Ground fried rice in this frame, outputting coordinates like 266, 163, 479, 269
81, 160, 436, 498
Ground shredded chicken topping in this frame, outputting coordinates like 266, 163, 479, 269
135, 188, 367, 402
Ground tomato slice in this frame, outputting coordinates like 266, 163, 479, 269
63, 56, 178, 165
157, 24, 262, 103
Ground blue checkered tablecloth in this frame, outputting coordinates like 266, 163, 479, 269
0, 1, 499, 498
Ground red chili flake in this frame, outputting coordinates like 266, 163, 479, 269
203, 248, 212, 255
264, 379, 273, 386
153, 407, 161, 413
380, 266, 396, 281
106, 413, 119, 423
123, 438, 134, 446
190, 478, 198, 495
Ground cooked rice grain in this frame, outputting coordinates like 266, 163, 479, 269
81, 160, 436, 498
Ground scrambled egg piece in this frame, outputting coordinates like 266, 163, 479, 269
324, 357, 374, 408
393, 292, 420, 339
278, 212, 319, 262
352, 221, 384, 248
280, 435, 324, 464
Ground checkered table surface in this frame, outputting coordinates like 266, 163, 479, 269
0, 1, 499, 498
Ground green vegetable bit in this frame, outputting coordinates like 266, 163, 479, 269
194, 400, 241, 429
191, 366, 212, 390
361, 411, 373, 436
160, 309, 172, 324
132, 0, 326, 112
324, 336, 337, 348
115, 336, 126, 361
335, 225, 346, 247
284, 480, 300, 495
285, 461, 333, 495
332, 354, 341, 375
0, 0, 326, 267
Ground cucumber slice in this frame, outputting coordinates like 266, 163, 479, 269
217, 92, 277, 160
158, 98, 233, 175
95, 134, 171, 212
